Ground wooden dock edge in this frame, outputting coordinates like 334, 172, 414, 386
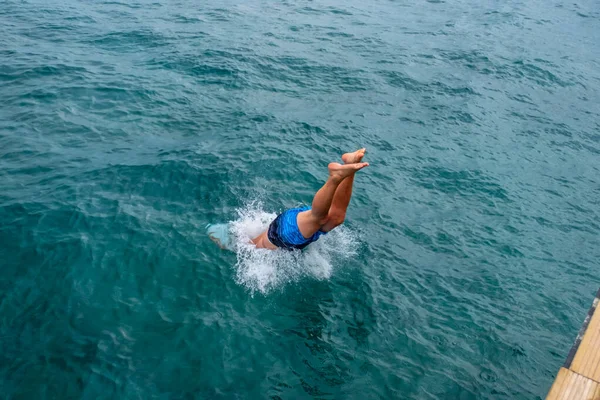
547, 288, 600, 400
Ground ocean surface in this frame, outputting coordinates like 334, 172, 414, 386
1, 0, 599, 398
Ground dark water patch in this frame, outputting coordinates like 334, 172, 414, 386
445, 110, 477, 125
63, 14, 97, 24
325, 30, 354, 39
256, 55, 372, 92
411, 167, 509, 202
88, 29, 170, 52
204, 7, 240, 22
171, 14, 204, 24
54, 85, 164, 109
377, 70, 420, 90
74, 161, 216, 208
146, 52, 247, 88
438, 49, 575, 88
297, 6, 353, 16
100, 1, 143, 9
513, 60, 572, 88
0, 64, 90, 83
429, 81, 478, 96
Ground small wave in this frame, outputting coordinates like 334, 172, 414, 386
229, 201, 359, 294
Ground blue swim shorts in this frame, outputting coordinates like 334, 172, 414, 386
267, 206, 327, 250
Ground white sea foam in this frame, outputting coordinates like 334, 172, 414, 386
229, 201, 359, 294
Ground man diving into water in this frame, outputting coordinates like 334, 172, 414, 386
251, 148, 368, 250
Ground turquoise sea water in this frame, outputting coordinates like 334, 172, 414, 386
1, 0, 599, 398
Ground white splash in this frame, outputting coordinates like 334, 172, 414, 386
228, 201, 359, 294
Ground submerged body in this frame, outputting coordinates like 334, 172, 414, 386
252, 149, 368, 250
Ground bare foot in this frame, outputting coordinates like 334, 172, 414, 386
328, 162, 369, 181
341, 148, 366, 164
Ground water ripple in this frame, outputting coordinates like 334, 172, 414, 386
1, 0, 599, 398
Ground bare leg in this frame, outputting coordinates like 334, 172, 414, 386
321, 148, 365, 232
252, 156, 368, 249
296, 161, 368, 238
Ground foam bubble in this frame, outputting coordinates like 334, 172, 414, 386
229, 201, 359, 294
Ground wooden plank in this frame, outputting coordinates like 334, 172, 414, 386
571, 294, 600, 380
546, 368, 600, 400
582, 318, 600, 380
574, 374, 589, 400
569, 373, 584, 400
569, 372, 583, 400
580, 374, 593, 399
566, 289, 600, 369
594, 361, 600, 393
563, 372, 576, 400
581, 378, 598, 400
547, 290, 600, 400
579, 378, 591, 400
556, 369, 577, 400
548, 368, 570, 400
579, 322, 600, 381
591, 384, 600, 400
585, 316, 600, 382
